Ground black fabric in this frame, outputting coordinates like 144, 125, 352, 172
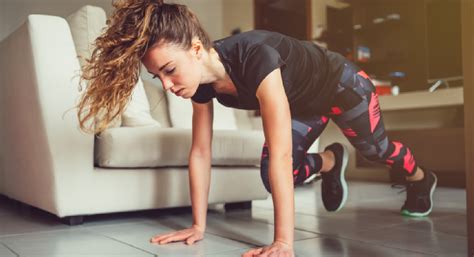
191, 30, 346, 117
190, 83, 215, 103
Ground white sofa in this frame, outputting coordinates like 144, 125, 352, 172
0, 10, 269, 225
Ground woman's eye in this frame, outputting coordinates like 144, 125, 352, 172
166, 68, 175, 74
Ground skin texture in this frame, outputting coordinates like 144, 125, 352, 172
141, 38, 425, 257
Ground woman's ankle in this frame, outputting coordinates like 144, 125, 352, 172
406, 167, 424, 182
319, 150, 335, 173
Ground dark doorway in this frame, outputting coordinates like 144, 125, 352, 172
254, 0, 312, 40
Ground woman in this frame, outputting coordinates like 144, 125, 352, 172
77, 1, 437, 256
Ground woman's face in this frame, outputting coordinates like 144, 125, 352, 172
142, 43, 202, 99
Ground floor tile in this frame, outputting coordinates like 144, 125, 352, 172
145, 212, 319, 247
0, 181, 468, 257
0, 242, 16, 257
348, 226, 467, 257
226, 207, 419, 238
400, 214, 467, 237
0, 212, 73, 237
203, 248, 252, 256
0, 229, 154, 256
294, 236, 436, 257
86, 221, 251, 256
254, 182, 466, 217
24, 255, 152, 257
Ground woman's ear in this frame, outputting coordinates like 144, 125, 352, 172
191, 37, 203, 59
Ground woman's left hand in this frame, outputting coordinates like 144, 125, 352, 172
242, 241, 294, 257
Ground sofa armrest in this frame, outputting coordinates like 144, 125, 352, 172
0, 15, 94, 213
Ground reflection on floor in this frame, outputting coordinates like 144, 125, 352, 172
0, 181, 467, 257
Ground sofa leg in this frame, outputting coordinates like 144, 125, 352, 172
224, 201, 252, 211
61, 215, 84, 226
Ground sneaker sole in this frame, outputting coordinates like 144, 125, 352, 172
333, 144, 349, 212
303, 173, 319, 184
401, 173, 438, 217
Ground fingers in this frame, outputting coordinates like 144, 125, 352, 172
242, 247, 263, 257
150, 231, 187, 244
159, 232, 190, 244
185, 234, 202, 245
150, 229, 203, 245
150, 232, 174, 244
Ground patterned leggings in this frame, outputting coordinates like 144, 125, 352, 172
260, 62, 417, 193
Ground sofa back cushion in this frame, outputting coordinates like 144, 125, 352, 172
142, 79, 172, 127
66, 5, 159, 128
166, 90, 238, 130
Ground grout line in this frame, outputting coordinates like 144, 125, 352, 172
0, 242, 19, 257
83, 226, 158, 257
203, 230, 260, 247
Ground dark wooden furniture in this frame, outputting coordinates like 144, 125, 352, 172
336, 0, 462, 93
254, 0, 312, 41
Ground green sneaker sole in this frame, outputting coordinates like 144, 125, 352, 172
400, 209, 430, 217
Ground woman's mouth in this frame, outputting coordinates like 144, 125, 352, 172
175, 88, 184, 97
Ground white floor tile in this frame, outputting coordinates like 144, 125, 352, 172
0, 243, 16, 257
145, 212, 318, 247
86, 221, 251, 256
294, 237, 436, 257
0, 229, 154, 256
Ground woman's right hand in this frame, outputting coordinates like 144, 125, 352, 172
149, 225, 205, 245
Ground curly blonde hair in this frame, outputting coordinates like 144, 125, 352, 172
77, 0, 212, 134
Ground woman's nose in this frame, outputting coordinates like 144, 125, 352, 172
162, 78, 174, 91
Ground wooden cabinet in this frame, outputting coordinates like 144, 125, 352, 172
336, 0, 462, 92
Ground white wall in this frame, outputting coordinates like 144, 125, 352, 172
0, 0, 228, 42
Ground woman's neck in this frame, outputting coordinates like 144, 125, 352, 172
204, 48, 237, 96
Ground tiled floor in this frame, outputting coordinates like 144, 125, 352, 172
0, 181, 467, 257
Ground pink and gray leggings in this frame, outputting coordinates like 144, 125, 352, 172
260, 62, 417, 193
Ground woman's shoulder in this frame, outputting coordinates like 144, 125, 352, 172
215, 30, 284, 48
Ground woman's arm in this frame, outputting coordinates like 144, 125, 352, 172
244, 68, 295, 256
189, 99, 214, 231
150, 99, 213, 245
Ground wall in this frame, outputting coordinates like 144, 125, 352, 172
0, 0, 115, 41
0, 0, 226, 42
222, 0, 254, 36
174, 0, 224, 40
0, 0, 348, 43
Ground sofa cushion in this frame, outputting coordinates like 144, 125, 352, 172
66, 5, 159, 128
142, 79, 171, 127
94, 126, 265, 167
166, 90, 238, 130
121, 78, 160, 127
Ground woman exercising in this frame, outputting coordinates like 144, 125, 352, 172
77, 1, 437, 256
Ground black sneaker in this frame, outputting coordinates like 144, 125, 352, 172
400, 168, 437, 217
321, 143, 349, 212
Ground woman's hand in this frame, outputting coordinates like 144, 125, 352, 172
242, 241, 294, 257
149, 225, 205, 245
